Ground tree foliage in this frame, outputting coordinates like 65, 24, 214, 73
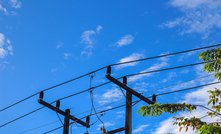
137, 47, 221, 133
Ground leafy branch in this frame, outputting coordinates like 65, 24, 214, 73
137, 102, 196, 118
198, 47, 221, 80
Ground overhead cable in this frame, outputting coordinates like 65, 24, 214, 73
0, 61, 211, 128
44, 81, 221, 133
1, 44, 220, 113
18, 80, 220, 133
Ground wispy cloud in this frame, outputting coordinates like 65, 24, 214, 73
63, 53, 73, 59
162, 72, 176, 83
158, 52, 170, 62
96, 25, 103, 33
179, 51, 196, 61
160, 0, 221, 39
81, 25, 103, 57
169, 0, 221, 9
81, 50, 93, 57
0, 33, 13, 59
9, 0, 22, 9
97, 122, 115, 130
115, 53, 145, 70
116, 111, 125, 114
81, 30, 96, 45
180, 69, 189, 74
133, 124, 149, 133
128, 62, 169, 82
116, 34, 134, 47
96, 88, 123, 105
0, 4, 8, 15
97, 122, 115, 127
56, 41, 63, 49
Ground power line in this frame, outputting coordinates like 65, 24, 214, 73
18, 121, 59, 134
155, 81, 221, 96
17, 79, 219, 133
0, 61, 210, 128
0, 106, 45, 128
110, 44, 221, 66
125, 61, 208, 77
141, 74, 214, 94
1, 44, 220, 113
18, 99, 125, 134
44, 81, 221, 133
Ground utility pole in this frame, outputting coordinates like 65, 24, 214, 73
38, 91, 90, 134
63, 109, 70, 134
123, 76, 132, 134
105, 66, 155, 134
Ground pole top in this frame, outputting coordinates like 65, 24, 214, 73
106, 66, 111, 75
122, 76, 127, 85
39, 91, 44, 99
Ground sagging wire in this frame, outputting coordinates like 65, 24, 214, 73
119, 87, 131, 106
53, 107, 64, 126
88, 72, 105, 129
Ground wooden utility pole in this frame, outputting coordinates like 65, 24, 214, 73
123, 76, 132, 134
38, 91, 90, 134
105, 66, 154, 134
63, 109, 70, 134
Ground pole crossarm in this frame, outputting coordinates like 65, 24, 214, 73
108, 127, 125, 134
38, 99, 90, 128
105, 74, 154, 104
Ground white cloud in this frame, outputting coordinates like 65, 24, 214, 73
97, 122, 114, 128
179, 51, 196, 61
81, 30, 96, 45
179, 80, 221, 105
115, 53, 145, 70
158, 52, 170, 62
106, 106, 112, 109
97, 88, 123, 105
96, 25, 103, 33
0, 33, 13, 58
128, 62, 169, 82
116, 111, 125, 114
56, 41, 63, 49
152, 79, 221, 134
80, 26, 102, 57
116, 34, 134, 47
169, 0, 221, 9
180, 69, 189, 74
133, 124, 149, 133
162, 72, 176, 83
63, 53, 73, 59
81, 50, 93, 57
9, 0, 22, 8
0, 61, 9, 70
0, 4, 8, 14
161, 0, 221, 39
51, 68, 58, 73
6, 39, 10, 44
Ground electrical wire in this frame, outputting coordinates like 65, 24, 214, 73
54, 108, 64, 126
88, 73, 105, 128
19, 80, 221, 134
155, 81, 220, 96
124, 61, 209, 78
18, 121, 59, 134
90, 90, 104, 126
0, 61, 211, 128
109, 44, 221, 67
1, 44, 220, 113
0, 106, 45, 128
140, 74, 214, 94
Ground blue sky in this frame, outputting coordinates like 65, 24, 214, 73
1, 0, 221, 134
